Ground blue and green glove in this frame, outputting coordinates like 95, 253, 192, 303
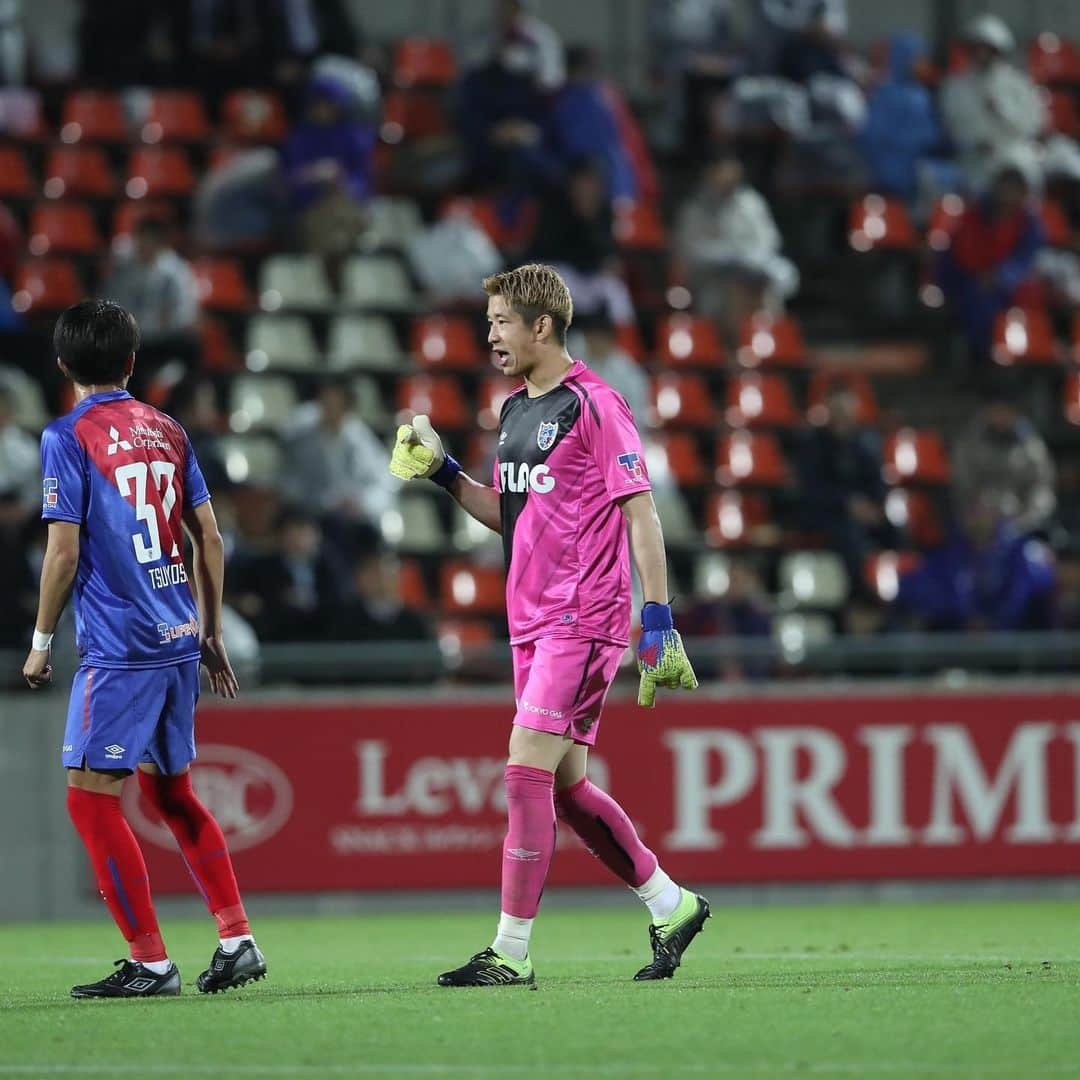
637, 602, 698, 707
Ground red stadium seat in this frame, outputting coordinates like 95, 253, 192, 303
646, 432, 708, 486
12, 258, 82, 313
440, 561, 505, 615
614, 203, 667, 250
437, 617, 495, 652
399, 558, 430, 608
807, 371, 879, 426
381, 90, 450, 142
397, 375, 471, 430
28, 203, 101, 256
126, 148, 196, 198
1064, 372, 1080, 424
926, 193, 966, 251
61, 90, 127, 143
864, 551, 922, 603
724, 373, 799, 428
885, 488, 943, 549
655, 314, 725, 367
221, 90, 288, 143
199, 316, 241, 371
1045, 89, 1080, 137
882, 428, 950, 485
476, 376, 521, 430
735, 312, 806, 368
411, 315, 482, 369
704, 491, 774, 548
193, 258, 253, 311
440, 195, 539, 252
393, 38, 457, 88
111, 200, 174, 241
715, 431, 788, 487
650, 373, 717, 428
1029, 33, 1080, 85
1040, 199, 1072, 247
43, 147, 118, 200
991, 307, 1059, 366
141, 90, 210, 143
615, 322, 646, 363
849, 194, 918, 252
0, 147, 33, 198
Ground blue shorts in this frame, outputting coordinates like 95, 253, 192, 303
62, 661, 200, 774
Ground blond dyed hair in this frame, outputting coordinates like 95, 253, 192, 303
483, 263, 573, 345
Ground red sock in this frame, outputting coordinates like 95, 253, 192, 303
555, 778, 658, 888
66, 787, 166, 963
137, 771, 250, 938
500, 765, 557, 919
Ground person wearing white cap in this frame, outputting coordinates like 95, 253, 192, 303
940, 13, 1047, 192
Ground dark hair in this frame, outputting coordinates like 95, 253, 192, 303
134, 216, 170, 242
53, 300, 140, 386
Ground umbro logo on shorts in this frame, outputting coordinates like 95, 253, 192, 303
106, 427, 133, 455
104, 743, 126, 759
507, 848, 542, 861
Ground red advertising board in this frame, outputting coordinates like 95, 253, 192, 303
122, 691, 1080, 892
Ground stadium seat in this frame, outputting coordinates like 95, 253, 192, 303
396, 375, 471, 430
28, 203, 100, 255
650, 373, 717, 428
614, 203, 667, 250
228, 374, 299, 432
221, 89, 288, 143
643, 432, 708, 486
724, 373, 799, 428
806, 371, 879, 426
778, 551, 849, 610
258, 255, 335, 311
885, 488, 943, 548
0, 147, 33, 198
991, 307, 1059, 366
650, 487, 698, 548
1040, 199, 1072, 247
359, 196, 424, 251
383, 491, 446, 554
436, 618, 494, 656
615, 321, 647, 363
194, 258, 253, 311
715, 431, 788, 487
0, 364, 49, 430
200, 316, 241, 370
380, 89, 450, 142
398, 558, 430, 608
704, 491, 773, 548
735, 312, 807, 368
440, 195, 539, 252
693, 550, 733, 598
126, 147, 195, 198
440, 560, 505, 615
111, 199, 174, 241
773, 612, 834, 653
43, 146, 117, 200
245, 315, 321, 371
12, 258, 82, 313
927, 193, 966, 251
393, 37, 457, 87
0, 87, 48, 139
412, 315, 482, 369
352, 374, 391, 432
882, 428, 950, 485
140, 90, 211, 143
864, 550, 921, 603
342, 255, 413, 310
452, 502, 501, 552
477, 376, 520, 430
1028, 33, 1080, 85
655, 314, 725, 367
849, 194, 918, 252
327, 315, 404, 371
61, 90, 127, 143
219, 435, 283, 487
1045, 89, 1080, 137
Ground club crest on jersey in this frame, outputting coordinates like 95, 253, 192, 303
537, 420, 559, 451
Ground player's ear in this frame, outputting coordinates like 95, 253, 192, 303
124, 354, 136, 378
534, 313, 552, 343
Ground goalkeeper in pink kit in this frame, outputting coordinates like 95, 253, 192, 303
390, 264, 707, 987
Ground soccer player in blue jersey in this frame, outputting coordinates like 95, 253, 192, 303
21, 300, 267, 998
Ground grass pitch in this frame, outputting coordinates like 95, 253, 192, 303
0, 899, 1077, 1079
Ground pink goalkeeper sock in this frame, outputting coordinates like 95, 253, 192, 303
500, 765, 557, 919
555, 777, 658, 888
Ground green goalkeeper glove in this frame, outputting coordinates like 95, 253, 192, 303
637, 602, 698, 708
388, 414, 461, 488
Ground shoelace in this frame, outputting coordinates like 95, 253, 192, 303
647, 925, 675, 965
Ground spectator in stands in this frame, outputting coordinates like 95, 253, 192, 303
531, 156, 635, 325
752, 0, 849, 76
674, 150, 798, 333
281, 71, 376, 256
794, 380, 895, 592
940, 14, 1046, 194
101, 217, 200, 389
552, 46, 637, 206
572, 310, 649, 423
471, 0, 565, 93
259, 0, 362, 88
895, 495, 1057, 631
939, 155, 1045, 362
167, 377, 229, 495
330, 546, 434, 643
859, 33, 945, 205
952, 395, 1057, 539
0, 383, 38, 537
280, 378, 395, 554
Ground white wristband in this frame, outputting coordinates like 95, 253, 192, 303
32, 630, 54, 652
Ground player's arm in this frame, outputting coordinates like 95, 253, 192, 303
621, 491, 669, 604
22, 521, 81, 689
389, 414, 501, 533
182, 499, 239, 700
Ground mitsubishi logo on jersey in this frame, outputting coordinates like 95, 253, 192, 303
106, 426, 133, 455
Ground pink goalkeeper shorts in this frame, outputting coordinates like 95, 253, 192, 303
511, 637, 625, 746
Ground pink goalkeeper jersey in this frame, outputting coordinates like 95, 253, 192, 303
493, 359, 651, 647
